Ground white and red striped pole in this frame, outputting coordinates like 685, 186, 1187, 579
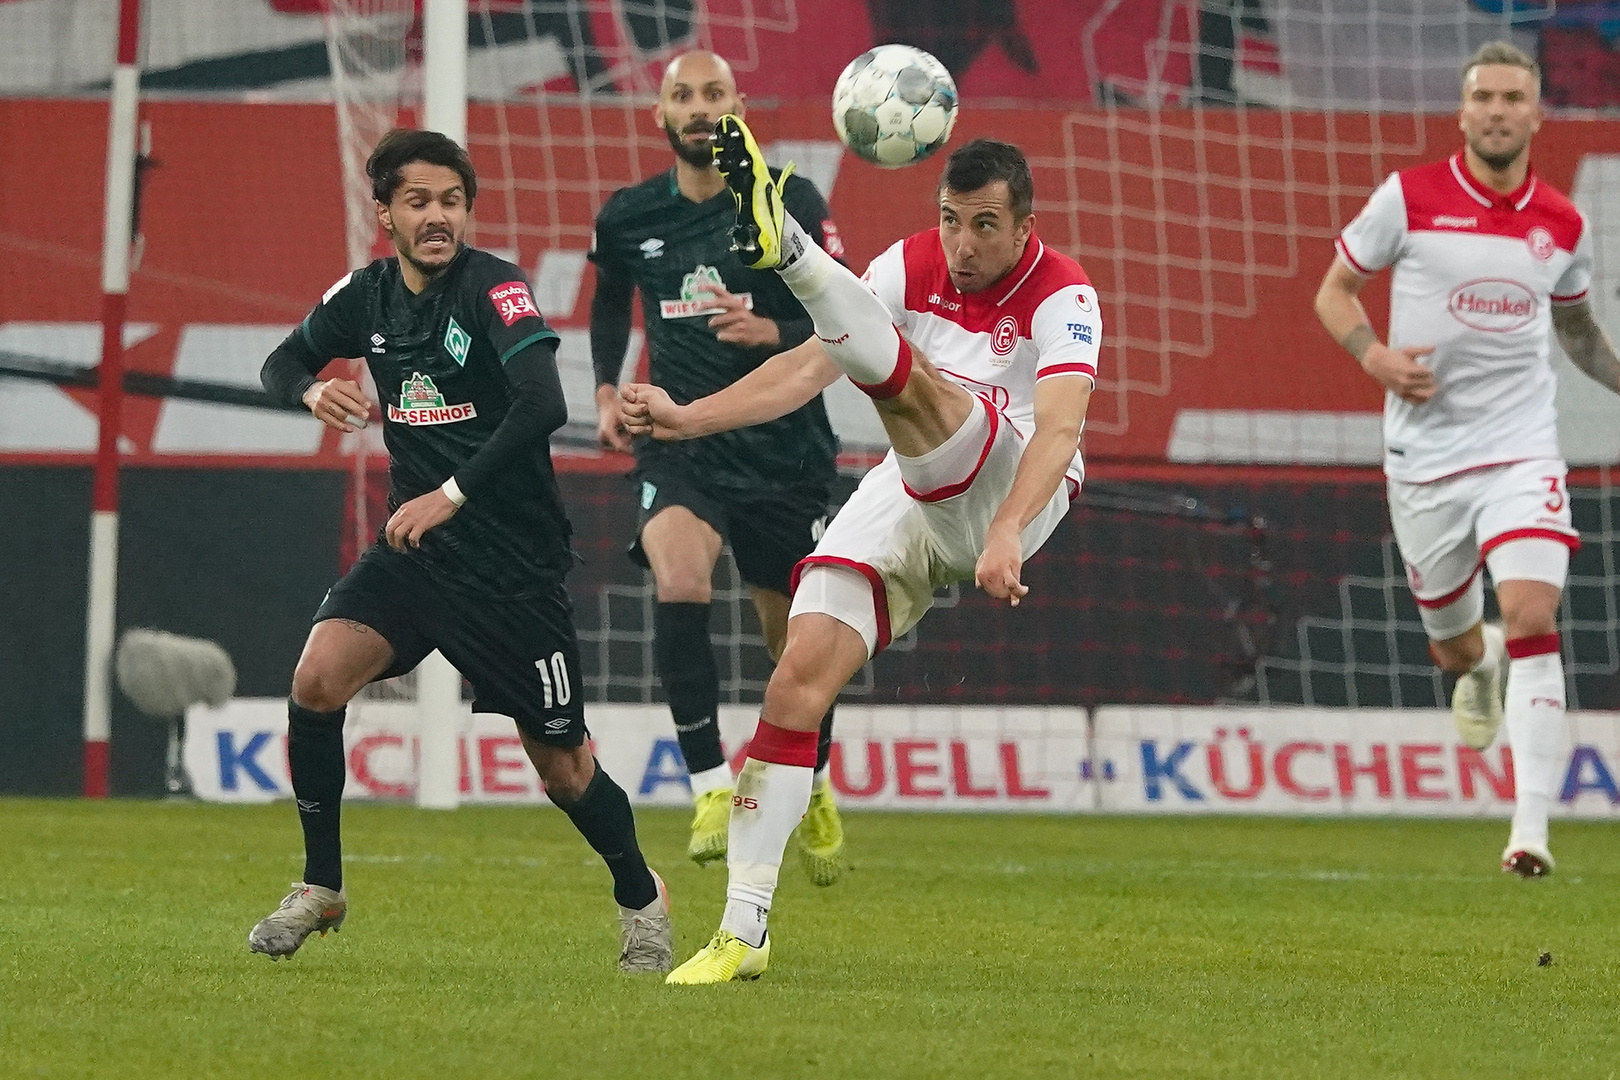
82, 0, 144, 797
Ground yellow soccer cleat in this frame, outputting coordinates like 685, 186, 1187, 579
687, 786, 732, 866
713, 114, 794, 270
665, 930, 771, 985
796, 776, 845, 887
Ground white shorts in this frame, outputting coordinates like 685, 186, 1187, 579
1388, 458, 1579, 640
789, 394, 1076, 657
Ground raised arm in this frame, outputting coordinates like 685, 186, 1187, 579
1552, 300, 1620, 395
620, 337, 843, 441
1314, 255, 1436, 405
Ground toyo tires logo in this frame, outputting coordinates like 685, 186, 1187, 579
1448, 279, 1537, 332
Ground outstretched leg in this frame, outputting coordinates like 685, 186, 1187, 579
714, 114, 973, 458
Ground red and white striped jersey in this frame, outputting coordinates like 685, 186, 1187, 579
1337, 154, 1592, 483
862, 229, 1100, 462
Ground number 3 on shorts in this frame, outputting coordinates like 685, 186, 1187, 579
534, 650, 572, 708
1543, 475, 1565, 513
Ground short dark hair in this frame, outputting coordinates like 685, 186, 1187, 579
366, 128, 478, 205
938, 139, 1033, 219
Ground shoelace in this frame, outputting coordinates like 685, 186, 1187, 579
620, 912, 671, 964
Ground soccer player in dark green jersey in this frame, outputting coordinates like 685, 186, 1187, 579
588, 51, 846, 884
252, 129, 671, 972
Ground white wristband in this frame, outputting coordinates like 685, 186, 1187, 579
441, 477, 468, 507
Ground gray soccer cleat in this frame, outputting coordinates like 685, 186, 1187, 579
618, 870, 673, 973
248, 882, 347, 960
1451, 623, 1508, 750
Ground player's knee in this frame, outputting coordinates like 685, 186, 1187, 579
1500, 605, 1558, 642
530, 743, 594, 804
290, 662, 360, 714
653, 574, 712, 604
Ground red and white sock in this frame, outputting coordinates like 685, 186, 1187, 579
776, 217, 910, 398
1504, 634, 1569, 848
719, 719, 817, 948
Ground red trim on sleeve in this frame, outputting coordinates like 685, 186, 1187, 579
746, 719, 819, 767
1551, 290, 1589, 305
1036, 362, 1097, 380
901, 397, 1000, 503
1506, 633, 1561, 660
1480, 528, 1581, 557
1335, 236, 1374, 276
851, 331, 914, 401
790, 555, 892, 654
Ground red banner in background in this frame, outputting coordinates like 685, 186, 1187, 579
4, 98, 1618, 465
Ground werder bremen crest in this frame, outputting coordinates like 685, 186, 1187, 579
658, 264, 753, 320
388, 372, 478, 426
443, 315, 471, 366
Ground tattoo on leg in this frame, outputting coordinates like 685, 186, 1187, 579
336, 619, 372, 635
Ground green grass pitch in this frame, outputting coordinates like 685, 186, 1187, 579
1, 799, 1616, 1079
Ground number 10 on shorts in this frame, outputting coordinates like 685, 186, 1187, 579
535, 651, 572, 708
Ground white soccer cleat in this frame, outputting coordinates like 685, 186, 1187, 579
1502, 839, 1555, 879
1451, 624, 1507, 750
618, 870, 673, 973
248, 882, 347, 959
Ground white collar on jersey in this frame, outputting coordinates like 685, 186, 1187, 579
1449, 152, 1538, 211
988, 237, 1046, 307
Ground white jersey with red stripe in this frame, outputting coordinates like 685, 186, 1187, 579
1336, 153, 1593, 483
861, 228, 1100, 483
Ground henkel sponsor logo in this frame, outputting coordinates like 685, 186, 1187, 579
991, 314, 1020, 360
938, 366, 1011, 410
1448, 279, 1537, 333
1527, 226, 1556, 262
488, 280, 540, 326
1094, 707, 1620, 817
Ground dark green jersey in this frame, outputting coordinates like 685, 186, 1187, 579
269, 246, 570, 597
588, 169, 842, 493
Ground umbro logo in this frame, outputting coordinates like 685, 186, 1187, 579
640, 238, 664, 259
297, 799, 320, 813
370, 333, 386, 354
543, 717, 571, 732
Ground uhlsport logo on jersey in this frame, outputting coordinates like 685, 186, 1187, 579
1448, 279, 1536, 333
990, 315, 1019, 362
659, 264, 752, 320
488, 280, 540, 326
1527, 226, 1557, 262
388, 372, 478, 426
442, 316, 470, 367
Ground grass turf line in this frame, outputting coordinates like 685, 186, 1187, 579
0, 799, 1616, 1079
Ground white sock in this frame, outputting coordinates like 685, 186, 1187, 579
720, 749, 815, 948
1474, 622, 1507, 674
777, 215, 906, 393
1504, 646, 1568, 848
688, 762, 733, 798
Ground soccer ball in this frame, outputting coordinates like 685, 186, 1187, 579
831, 44, 959, 168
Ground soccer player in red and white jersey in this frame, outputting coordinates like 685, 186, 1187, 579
622, 121, 1099, 982
1315, 41, 1620, 878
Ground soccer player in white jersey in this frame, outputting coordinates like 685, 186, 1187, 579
620, 118, 1099, 983
1315, 41, 1620, 878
